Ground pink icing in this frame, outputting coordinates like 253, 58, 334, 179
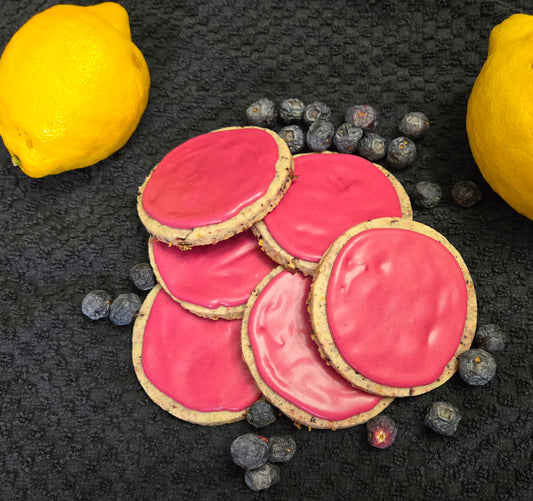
247, 269, 385, 421
151, 230, 276, 308
263, 154, 404, 262
141, 288, 260, 412
326, 228, 468, 388
142, 128, 279, 228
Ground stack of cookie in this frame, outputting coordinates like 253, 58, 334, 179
132, 126, 477, 429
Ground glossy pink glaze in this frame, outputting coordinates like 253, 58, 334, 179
142, 289, 260, 412
248, 270, 385, 421
263, 154, 403, 262
152, 231, 276, 308
142, 128, 279, 228
326, 228, 468, 388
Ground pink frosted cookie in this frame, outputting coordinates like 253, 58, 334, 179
148, 230, 278, 319
309, 217, 477, 398
241, 266, 393, 429
252, 152, 412, 275
137, 126, 293, 249
132, 285, 261, 425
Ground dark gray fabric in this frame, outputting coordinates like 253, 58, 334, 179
1, 1, 532, 499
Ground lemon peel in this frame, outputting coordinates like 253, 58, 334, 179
0, 2, 150, 177
466, 13, 533, 220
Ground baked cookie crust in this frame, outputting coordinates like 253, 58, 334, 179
308, 217, 477, 398
137, 126, 294, 250
241, 266, 394, 429
252, 153, 412, 276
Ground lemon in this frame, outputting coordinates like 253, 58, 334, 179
466, 13, 533, 220
0, 2, 150, 178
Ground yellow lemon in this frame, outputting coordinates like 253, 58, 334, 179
0, 2, 150, 177
466, 13, 533, 220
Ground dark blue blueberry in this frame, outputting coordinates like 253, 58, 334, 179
230, 433, 269, 470
129, 262, 156, 291
386, 136, 417, 169
278, 125, 305, 154
476, 324, 506, 354
413, 181, 441, 209
333, 123, 363, 153
345, 104, 379, 130
279, 98, 305, 123
357, 132, 386, 161
424, 401, 462, 436
246, 400, 277, 428
367, 415, 398, 449
459, 348, 497, 386
306, 120, 335, 152
451, 180, 482, 208
109, 293, 142, 326
246, 98, 277, 128
303, 101, 331, 126
399, 111, 430, 139
268, 435, 296, 463
82, 290, 111, 320
244, 462, 280, 492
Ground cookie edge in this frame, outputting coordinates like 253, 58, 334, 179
252, 153, 413, 276
132, 285, 255, 425
241, 266, 394, 429
137, 126, 294, 250
309, 217, 478, 398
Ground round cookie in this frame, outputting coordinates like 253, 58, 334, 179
137, 126, 294, 250
242, 266, 394, 429
132, 285, 261, 425
148, 230, 277, 320
252, 152, 412, 275
309, 217, 477, 398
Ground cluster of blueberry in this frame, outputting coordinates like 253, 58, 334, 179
245, 98, 426, 170
424, 324, 504, 436
246, 98, 483, 212
230, 400, 296, 492
81, 263, 156, 326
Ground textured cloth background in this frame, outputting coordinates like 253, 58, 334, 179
0, 0, 532, 499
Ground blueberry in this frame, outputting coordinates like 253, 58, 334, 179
278, 125, 305, 154
303, 101, 331, 126
366, 415, 398, 449
109, 293, 142, 326
476, 324, 506, 354
399, 111, 429, 139
357, 132, 386, 161
82, 290, 111, 320
279, 98, 305, 123
459, 348, 497, 386
129, 262, 156, 291
412, 181, 441, 209
306, 120, 335, 152
230, 433, 269, 470
451, 180, 481, 208
246, 400, 277, 428
345, 104, 379, 130
268, 435, 296, 463
386, 136, 417, 169
246, 98, 277, 128
244, 462, 280, 492
333, 123, 363, 153
424, 401, 462, 436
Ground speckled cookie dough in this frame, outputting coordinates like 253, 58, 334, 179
309, 217, 477, 398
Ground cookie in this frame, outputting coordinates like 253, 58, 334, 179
148, 230, 277, 319
241, 266, 394, 429
132, 285, 261, 425
137, 126, 294, 249
252, 152, 412, 275
309, 217, 477, 398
